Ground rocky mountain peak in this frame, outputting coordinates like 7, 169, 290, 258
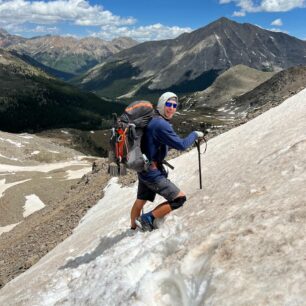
209, 16, 234, 26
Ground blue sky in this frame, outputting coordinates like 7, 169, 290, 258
0, 0, 305, 41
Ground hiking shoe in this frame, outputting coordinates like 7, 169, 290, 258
135, 215, 155, 232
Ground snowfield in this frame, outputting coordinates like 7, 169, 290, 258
0, 89, 305, 305
0, 129, 96, 236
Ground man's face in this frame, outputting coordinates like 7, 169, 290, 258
164, 98, 177, 119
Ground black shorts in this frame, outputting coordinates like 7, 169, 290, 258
137, 176, 180, 202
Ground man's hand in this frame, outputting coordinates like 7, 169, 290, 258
194, 131, 204, 138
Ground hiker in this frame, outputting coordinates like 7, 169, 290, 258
130, 92, 204, 231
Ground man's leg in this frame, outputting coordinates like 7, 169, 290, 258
137, 177, 186, 231
152, 191, 186, 218
130, 199, 146, 229
131, 178, 156, 229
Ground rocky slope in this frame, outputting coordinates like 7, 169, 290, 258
0, 129, 107, 288
182, 64, 275, 109
0, 49, 125, 132
76, 17, 306, 100
7, 35, 138, 78
235, 65, 306, 112
170, 65, 306, 136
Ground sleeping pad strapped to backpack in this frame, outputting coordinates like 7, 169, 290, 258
108, 101, 154, 175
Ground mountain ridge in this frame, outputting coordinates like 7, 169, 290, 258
76, 17, 306, 100
1, 30, 138, 79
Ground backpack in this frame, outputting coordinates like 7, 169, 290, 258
108, 101, 154, 176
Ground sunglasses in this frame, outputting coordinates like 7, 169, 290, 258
165, 101, 178, 108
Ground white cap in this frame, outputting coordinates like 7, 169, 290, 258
157, 92, 178, 117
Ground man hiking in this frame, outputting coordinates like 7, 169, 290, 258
130, 92, 204, 231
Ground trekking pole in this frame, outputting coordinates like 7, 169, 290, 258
195, 140, 202, 189
195, 135, 208, 190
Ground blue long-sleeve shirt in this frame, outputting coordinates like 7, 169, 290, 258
139, 115, 197, 182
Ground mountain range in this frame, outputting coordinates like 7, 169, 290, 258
1, 17, 306, 134
2, 31, 137, 79
0, 29, 26, 48
76, 17, 306, 101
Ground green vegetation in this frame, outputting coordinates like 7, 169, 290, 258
0, 58, 125, 132
168, 69, 221, 93
34, 53, 100, 75
75, 60, 142, 98
12, 51, 75, 80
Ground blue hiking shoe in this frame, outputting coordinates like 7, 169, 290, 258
135, 213, 155, 232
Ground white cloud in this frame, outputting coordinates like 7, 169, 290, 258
261, 0, 305, 12
0, 0, 135, 27
91, 24, 193, 41
1, 23, 25, 33
219, 0, 306, 13
0, 0, 191, 41
271, 18, 283, 26
233, 10, 246, 16
30, 25, 59, 33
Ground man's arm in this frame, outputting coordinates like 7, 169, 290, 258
155, 121, 197, 151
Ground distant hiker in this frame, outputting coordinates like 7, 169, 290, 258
130, 92, 204, 231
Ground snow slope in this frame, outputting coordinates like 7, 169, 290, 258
0, 89, 305, 305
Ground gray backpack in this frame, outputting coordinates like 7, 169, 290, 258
109, 101, 154, 175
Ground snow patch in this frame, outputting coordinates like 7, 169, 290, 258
0, 178, 31, 198
64, 167, 92, 180
0, 137, 24, 147
0, 222, 21, 236
23, 194, 46, 218
0, 160, 90, 173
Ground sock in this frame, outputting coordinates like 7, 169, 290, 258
143, 211, 155, 223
